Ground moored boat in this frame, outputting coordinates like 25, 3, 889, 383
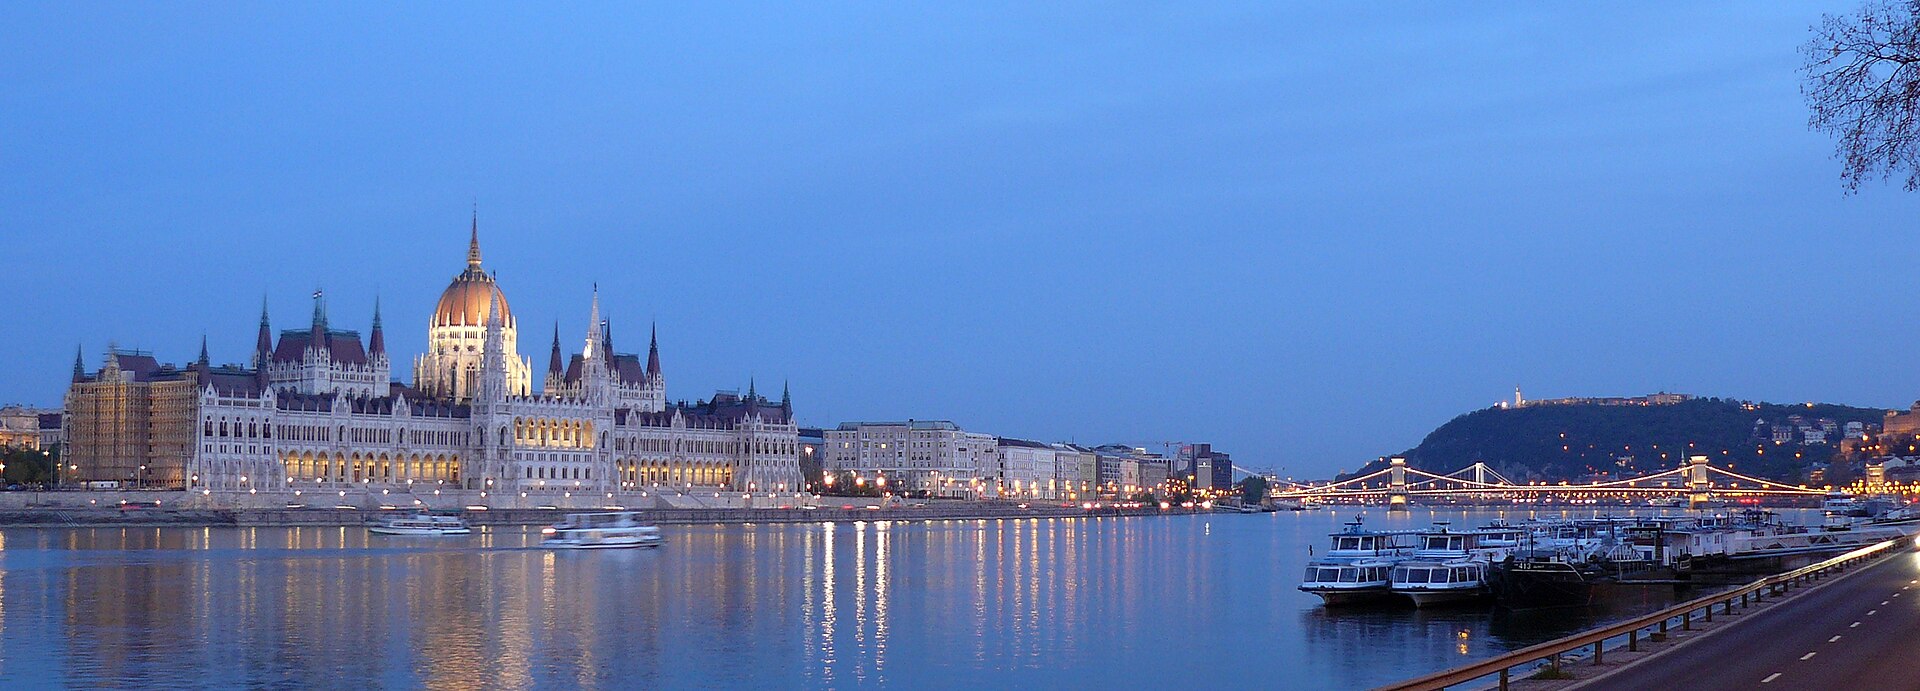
1389, 523, 1521, 607
1298, 518, 1419, 606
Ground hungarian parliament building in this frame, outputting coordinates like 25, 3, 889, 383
61, 222, 805, 502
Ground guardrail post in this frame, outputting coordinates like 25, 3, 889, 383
1704, 604, 1712, 622
1593, 640, 1603, 665
1742, 592, 1749, 608
1683, 610, 1691, 630
1550, 653, 1561, 676
1499, 667, 1509, 691
1629, 629, 1638, 652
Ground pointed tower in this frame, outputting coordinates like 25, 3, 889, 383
545, 321, 564, 393
603, 318, 614, 358
254, 296, 273, 369
308, 289, 328, 357
197, 335, 211, 368
581, 287, 611, 403
71, 344, 86, 383
477, 295, 508, 404
646, 322, 661, 378
781, 380, 791, 414
469, 292, 511, 492
368, 296, 386, 360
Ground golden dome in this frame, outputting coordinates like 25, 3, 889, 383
431, 222, 514, 328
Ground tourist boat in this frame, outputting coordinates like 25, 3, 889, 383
369, 513, 471, 536
1490, 520, 1648, 609
1389, 523, 1522, 607
541, 511, 663, 549
1298, 518, 1420, 605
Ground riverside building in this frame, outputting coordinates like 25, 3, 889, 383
62, 222, 804, 504
994, 437, 1060, 500
822, 420, 997, 498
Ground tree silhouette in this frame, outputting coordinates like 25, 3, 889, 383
1803, 1, 1920, 192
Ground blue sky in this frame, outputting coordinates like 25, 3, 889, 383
4, 2, 1916, 478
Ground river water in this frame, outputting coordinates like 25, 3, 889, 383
0, 508, 1764, 689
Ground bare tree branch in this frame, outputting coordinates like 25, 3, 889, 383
1802, 0, 1920, 192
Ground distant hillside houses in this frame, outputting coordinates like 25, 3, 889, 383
1496, 389, 1692, 410
1753, 414, 1852, 446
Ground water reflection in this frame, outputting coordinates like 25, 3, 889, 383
0, 510, 1808, 689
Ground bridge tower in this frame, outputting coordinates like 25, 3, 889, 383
1686, 455, 1713, 508
1472, 462, 1489, 486
1388, 457, 1409, 511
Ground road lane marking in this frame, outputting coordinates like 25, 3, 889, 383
1801, 652, 1817, 661
1763, 673, 1783, 683
1870, 610, 1879, 615
1882, 601, 1890, 605
1830, 635, 1843, 642
1852, 622, 1862, 627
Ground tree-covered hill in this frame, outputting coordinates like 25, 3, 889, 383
1348, 398, 1889, 483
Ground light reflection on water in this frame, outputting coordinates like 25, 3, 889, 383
0, 509, 1798, 689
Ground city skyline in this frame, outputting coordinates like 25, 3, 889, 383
11, 3, 1920, 477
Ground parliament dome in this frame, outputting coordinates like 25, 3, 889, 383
431, 223, 514, 328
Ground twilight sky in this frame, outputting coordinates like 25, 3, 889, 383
5, 2, 1917, 478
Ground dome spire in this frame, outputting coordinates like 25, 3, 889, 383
467, 209, 482, 269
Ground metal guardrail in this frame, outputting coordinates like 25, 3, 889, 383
1377, 537, 1907, 691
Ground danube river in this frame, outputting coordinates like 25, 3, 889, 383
0, 508, 1729, 689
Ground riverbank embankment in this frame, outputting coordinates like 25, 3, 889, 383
0, 502, 1198, 528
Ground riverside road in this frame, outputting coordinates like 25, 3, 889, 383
1582, 547, 1920, 690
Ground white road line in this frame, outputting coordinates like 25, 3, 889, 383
1763, 672, 1783, 683
1801, 652, 1817, 661
1830, 635, 1843, 642
1882, 601, 1890, 605
1852, 621, 1862, 628
1870, 610, 1879, 615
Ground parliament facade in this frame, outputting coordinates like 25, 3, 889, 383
63, 222, 805, 503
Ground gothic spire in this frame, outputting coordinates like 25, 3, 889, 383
548, 321, 564, 377
309, 288, 327, 350
584, 285, 603, 361
646, 321, 661, 377
72, 344, 86, 382
467, 210, 482, 269
781, 380, 791, 411
368, 295, 386, 357
748, 377, 757, 401
255, 295, 273, 373
197, 334, 210, 368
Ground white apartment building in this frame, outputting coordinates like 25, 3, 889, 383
1053, 443, 1098, 500
823, 420, 997, 498
995, 438, 1059, 499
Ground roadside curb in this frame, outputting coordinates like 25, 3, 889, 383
1544, 548, 1906, 690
